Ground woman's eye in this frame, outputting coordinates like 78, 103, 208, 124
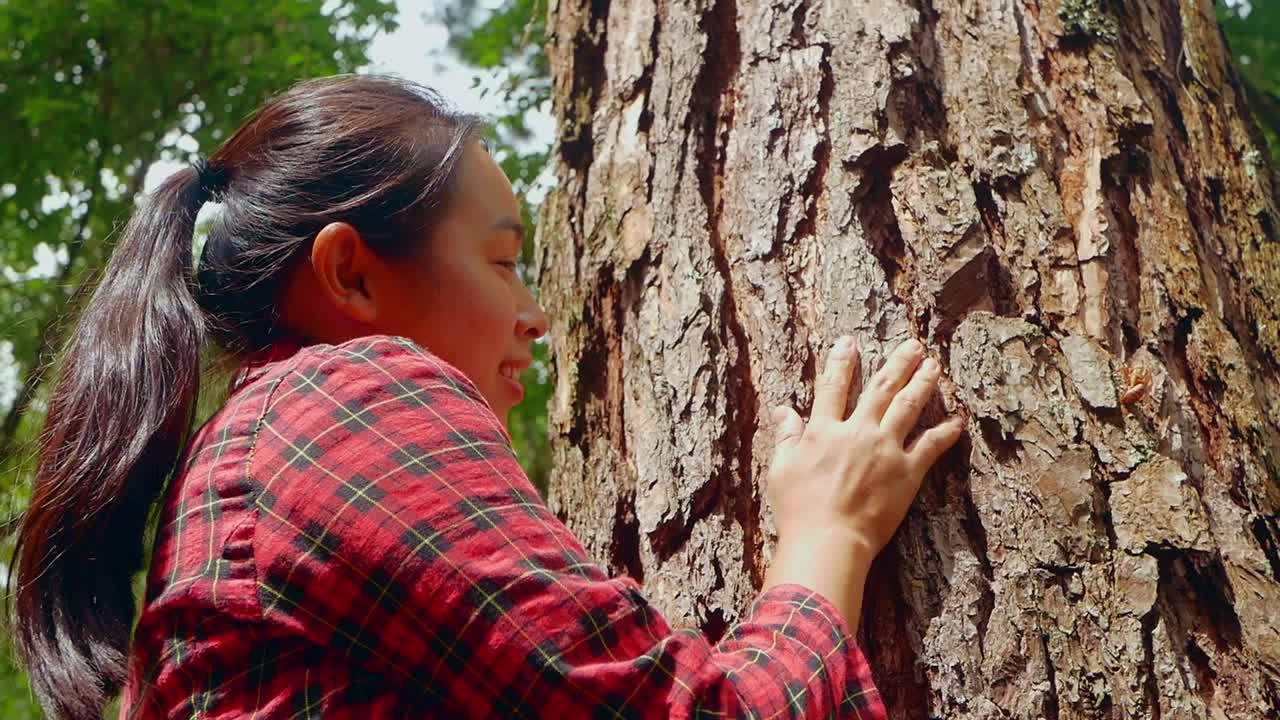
497, 260, 519, 272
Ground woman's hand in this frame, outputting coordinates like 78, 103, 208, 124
767, 336, 962, 554
761, 336, 964, 628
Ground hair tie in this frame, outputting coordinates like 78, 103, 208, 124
192, 157, 229, 199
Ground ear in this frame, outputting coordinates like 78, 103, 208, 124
309, 222, 379, 324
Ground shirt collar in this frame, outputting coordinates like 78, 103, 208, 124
231, 335, 308, 391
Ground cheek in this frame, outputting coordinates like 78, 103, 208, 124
406, 263, 516, 359
391, 275, 443, 333
474, 267, 520, 328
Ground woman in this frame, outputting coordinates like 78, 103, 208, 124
9, 75, 962, 719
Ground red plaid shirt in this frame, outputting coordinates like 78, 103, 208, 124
120, 335, 887, 719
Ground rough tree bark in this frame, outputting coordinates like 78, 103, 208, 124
535, 0, 1280, 716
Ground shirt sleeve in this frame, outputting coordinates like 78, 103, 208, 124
248, 336, 887, 719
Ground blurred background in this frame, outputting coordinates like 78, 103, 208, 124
0, 0, 1274, 715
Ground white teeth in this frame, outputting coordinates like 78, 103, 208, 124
501, 365, 517, 380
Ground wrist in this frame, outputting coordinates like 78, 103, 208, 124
778, 524, 879, 559
764, 525, 876, 630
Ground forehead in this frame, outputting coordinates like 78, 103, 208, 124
450, 142, 519, 220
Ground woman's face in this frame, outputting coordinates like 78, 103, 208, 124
373, 141, 549, 423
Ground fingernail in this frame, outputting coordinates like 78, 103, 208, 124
835, 336, 853, 352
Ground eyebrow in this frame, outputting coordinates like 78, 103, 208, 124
492, 217, 525, 243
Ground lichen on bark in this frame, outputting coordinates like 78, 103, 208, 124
1058, 0, 1119, 42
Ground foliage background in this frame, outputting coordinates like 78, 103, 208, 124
1220, 0, 1280, 165
0, 0, 1272, 716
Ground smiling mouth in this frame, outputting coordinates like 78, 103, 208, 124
499, 366, 524, 400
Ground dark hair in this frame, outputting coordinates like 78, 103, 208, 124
6, 74, 484, 720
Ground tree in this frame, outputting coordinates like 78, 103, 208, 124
537, 0, 1280, 716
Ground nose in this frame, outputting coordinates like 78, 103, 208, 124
515, 283, 549, 341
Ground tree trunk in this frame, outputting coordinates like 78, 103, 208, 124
536, 0, 1280, 716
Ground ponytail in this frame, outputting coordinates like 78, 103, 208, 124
8, 164, 213, 720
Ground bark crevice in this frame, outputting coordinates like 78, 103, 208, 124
785, 38, 831, 247
688, 0, 767, 591
1041, 630, 1062, 720
1139, 606, 1162, 720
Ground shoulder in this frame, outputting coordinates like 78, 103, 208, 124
281, 335, 485, 404
247, 334, 513, 483
243, 334, 497, 422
